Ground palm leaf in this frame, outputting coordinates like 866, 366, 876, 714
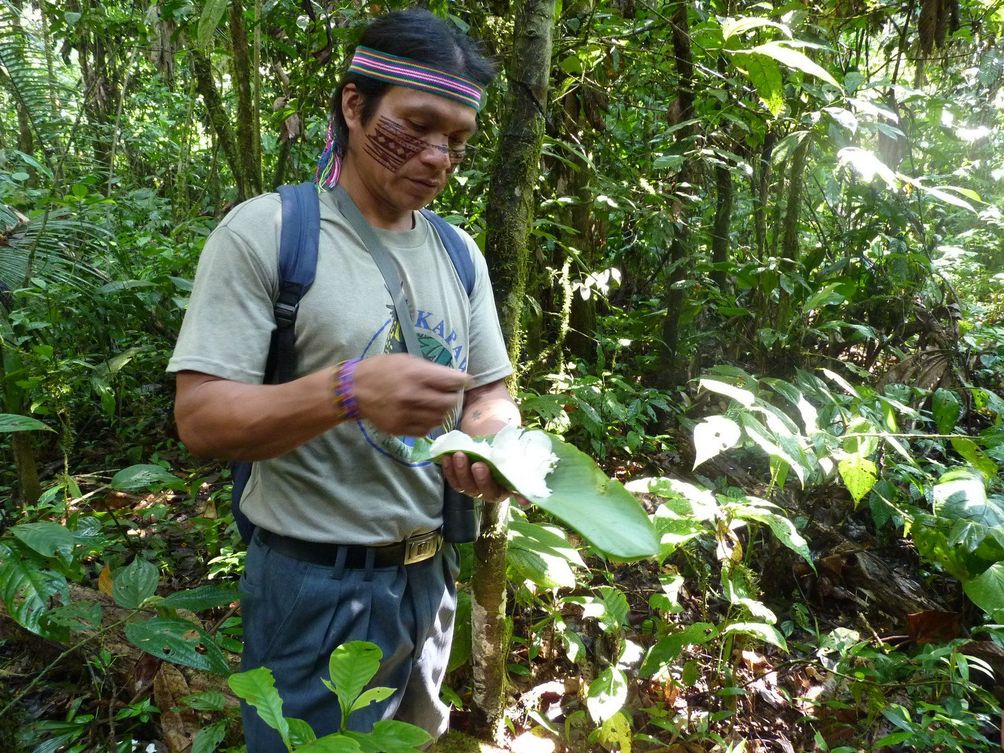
0, 1, 84, 177
0, 200, 107, 294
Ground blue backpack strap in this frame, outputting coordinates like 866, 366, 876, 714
233, 181, 320, 543
266, 181, 321, 384
421, 209, 475, 297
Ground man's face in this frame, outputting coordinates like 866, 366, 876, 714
344, 85, 478, 213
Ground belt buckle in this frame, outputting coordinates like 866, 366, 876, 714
403, 530, 441, 565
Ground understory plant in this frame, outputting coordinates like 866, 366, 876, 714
228, 640, 431, 753
804, 628, 999, 752
691, 364, 1004, 617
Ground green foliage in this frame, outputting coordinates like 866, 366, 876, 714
228, 641, 431, 753
520, 366, 672, 458
805, 630, 998, 752
419, 429, 660, 559
693, 364, 1004, 620
1, 0, 1003, 749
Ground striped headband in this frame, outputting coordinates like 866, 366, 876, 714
348, 46, 485, 111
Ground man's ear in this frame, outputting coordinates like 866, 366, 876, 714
341, 84, 363, 130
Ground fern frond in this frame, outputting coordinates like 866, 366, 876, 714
0, 1, 79, 176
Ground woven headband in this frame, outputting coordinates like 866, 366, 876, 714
348, 46, 485, 111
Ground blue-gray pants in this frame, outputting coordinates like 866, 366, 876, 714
239, 531, 458, 751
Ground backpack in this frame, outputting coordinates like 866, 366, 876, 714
231, 181, 476, 543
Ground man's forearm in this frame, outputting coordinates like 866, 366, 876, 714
175, 369, 343, 461
459, 380, 520, 437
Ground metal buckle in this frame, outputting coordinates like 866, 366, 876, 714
403, 530, 442, 565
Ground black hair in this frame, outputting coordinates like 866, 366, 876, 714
330, 8, 497, 151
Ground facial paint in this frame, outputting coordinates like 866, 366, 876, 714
364, 117, 466, 173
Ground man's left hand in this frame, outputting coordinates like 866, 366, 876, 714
441, 452, 509, 503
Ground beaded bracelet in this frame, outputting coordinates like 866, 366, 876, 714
331, 358, 361, 421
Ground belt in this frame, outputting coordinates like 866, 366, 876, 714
258, 528, 444, 568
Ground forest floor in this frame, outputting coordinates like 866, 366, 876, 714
3, 449, 1002, 753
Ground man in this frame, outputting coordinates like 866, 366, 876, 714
168, 9, 518, 748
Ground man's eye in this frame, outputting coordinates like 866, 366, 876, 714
406, 120, 429, 133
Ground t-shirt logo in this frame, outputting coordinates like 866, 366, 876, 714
358, 308, 466, 466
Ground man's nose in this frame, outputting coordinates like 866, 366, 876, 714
418, 141, 453, 170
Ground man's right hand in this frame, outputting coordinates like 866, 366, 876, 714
353, 354, 470, 436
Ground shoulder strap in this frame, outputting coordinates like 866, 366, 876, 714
265, 181, 320, 384
421, 208, 475, 297
332, 186, 423, 357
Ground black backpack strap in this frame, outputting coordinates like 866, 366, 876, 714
420, 209, 475, 297
232, 182, 320, 543
265, 181, 321, 384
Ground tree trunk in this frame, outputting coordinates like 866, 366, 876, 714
0, 347, 41, 511
477, 0, 556, 740
657, 0, 696, 388
775, 135, 811, 330
229, 0, 262, 195
190, 48, 251, 202
752, 132, 774, 262
71, 1, 120, 172
15, 101, 33, 155
781, 136, 810, 265
485, 0, 555, 371
710, 163, 733, 292
149, 4, 177, 88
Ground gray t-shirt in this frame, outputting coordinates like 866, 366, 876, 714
168, 189, 512, 544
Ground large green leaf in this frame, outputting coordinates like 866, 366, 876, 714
740, 414, 807, 487
112, 558, 160, 609
951, 438, 998, 481
837, 147, 898, 188
0, 542, 69, 635
297, 736, 363, 753
640, 622, 718, 677
326, 641, 383, 720
838, 456, 878, 504
720, 16, 792, 41
228, 667, 290, 746
964, 562, 1004, 619
524, 437, 659, 559
508, 519, 585, 589
693, 416, 742, 468
197, 0, 229, 49
933, 389, 963, 434
731, 51, 784, 116
158, 584, 239, 612
933, 468, 988, 514
744, 41, 840, 88
722, 621, 788, 650
111, 464, 181, 491
11, 521, 74, 559
586, 666, 628, 724
0, 413, 53, 432
42, 601, 103, 633
191, 721, 227, 753
288, 718, 318, 747
418, 433, 658, 559
698, 378, 755, 407
125, 616, 231, 675
344, 719, 431, 753
915, 183, 977, 212
731, 499, 813, 567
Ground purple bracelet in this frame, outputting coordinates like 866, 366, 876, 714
332, 358, 361, 421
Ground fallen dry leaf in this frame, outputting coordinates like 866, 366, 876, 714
153, 663, 200, 753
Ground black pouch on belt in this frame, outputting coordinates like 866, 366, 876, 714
442, 486, 482, 543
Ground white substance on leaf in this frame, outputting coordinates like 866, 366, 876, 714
489, 426, 558, 498
428, 426, 559, 498
427, 429, 491, 458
